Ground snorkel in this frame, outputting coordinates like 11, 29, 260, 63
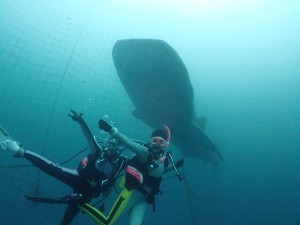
163, 124, 171, 148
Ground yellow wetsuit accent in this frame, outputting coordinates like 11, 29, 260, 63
80, 187, 132, 225
119, 175, 126, 188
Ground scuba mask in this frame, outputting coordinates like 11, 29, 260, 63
149, 125, 171, 149
101, 139, 121, 163
150, 136, 167, 147
104, 139, 120, 153
147, 125, 171, 168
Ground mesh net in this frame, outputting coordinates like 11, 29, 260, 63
0, 1, 150, 225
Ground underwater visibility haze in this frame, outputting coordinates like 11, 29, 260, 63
0, 1, 300, 225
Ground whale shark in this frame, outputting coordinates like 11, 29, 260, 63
112, 39, 223, 164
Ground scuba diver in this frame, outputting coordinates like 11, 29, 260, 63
0, 110, 127, 225
79, 118, 183, 225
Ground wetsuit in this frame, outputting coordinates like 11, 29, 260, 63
80, 127, 167, 225
24, 117, 124, 225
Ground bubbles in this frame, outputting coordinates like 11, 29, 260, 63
102, 114, 115, 126
84, 97, 97, 112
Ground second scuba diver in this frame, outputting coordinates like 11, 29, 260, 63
0, 110, 127, 225
79, 118, 183, 225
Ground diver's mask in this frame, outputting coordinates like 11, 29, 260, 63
149, 140, 165, 158
150, 136, 167, 147
103, 139, 121, 162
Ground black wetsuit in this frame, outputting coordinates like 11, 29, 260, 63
24, 150, 108, 225
23, 115, 125, 225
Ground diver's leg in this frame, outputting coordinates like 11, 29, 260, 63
60, 203, 79, 225
79, 188, 132, 225
128, 199, 147, 225
24, 150, 79, 187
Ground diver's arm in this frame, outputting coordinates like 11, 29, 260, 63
68, 110, 101, 155
98, 119, 149, 160
78, 119, 101, 155
109, 127, 149, 161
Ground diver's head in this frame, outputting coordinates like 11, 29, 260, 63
149, 129, 167, 156
104, 138, 121, 159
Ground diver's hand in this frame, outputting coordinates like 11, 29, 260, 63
98, 119, 112, 132
68, 109, 84, 123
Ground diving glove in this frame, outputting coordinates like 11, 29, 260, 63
0, 139, 25, 157
98, 119, 112, 132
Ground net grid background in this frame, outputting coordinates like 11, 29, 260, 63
0, 1, 189, 225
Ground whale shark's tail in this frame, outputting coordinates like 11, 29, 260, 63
173, 121, 223, 163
